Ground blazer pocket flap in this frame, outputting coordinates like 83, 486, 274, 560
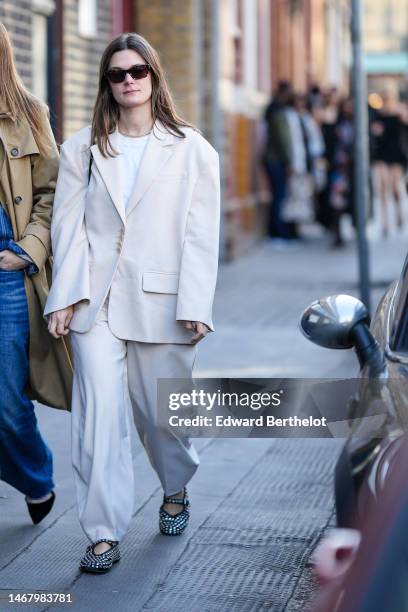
142, 272, 179, 294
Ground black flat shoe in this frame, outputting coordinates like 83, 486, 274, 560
25, 491, 55, 525
80, 539, 120, 574
159, 487, 190, 536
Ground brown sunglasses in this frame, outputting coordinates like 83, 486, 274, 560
106, 64, 151, 83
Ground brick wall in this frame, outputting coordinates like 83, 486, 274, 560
0, 1, 32, 89
135, 0, 203, 129
62, 0, 112, 138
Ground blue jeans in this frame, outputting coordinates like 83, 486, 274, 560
264, 160, 290, 238
0, 269, 54, 498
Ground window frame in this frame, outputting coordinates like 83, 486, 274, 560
78, 0, 98, 40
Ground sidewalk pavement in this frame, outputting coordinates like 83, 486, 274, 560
0, 225, 407, 612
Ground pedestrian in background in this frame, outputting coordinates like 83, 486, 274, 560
314, 87, 340, 232
328, 98, 355, 247
45, 32, 220, 573
370, 89, 408, 236
281, 92, 316, 238
0, 23, 72, 526
300, 95, 326, 200
262, 81, 293, 244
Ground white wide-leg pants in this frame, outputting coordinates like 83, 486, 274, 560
70, 301, 199, 542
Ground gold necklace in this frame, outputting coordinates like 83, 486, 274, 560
118, 123, 153, 138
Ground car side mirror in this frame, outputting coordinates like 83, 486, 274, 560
300, 294, 386, 376
300, 294, 370, 349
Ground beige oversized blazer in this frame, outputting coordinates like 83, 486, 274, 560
44, 119, 220, 344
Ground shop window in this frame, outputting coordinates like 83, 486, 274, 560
78, 0, 97, 39
32, 0, 55, 102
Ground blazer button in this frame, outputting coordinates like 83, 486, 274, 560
10, 148, 19, 157
14, 196, 22, 205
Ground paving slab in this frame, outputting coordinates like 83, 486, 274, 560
1, 222, 407, 612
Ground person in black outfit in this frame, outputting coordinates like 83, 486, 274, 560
328, 98, 355, 247
314, 88, 340, 232
262, 81, 293, 241
370, 91, 408, 236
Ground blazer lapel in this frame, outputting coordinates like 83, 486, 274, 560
90, 129, 126, 225
125, 119, 175, 217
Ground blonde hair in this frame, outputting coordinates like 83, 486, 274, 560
0, 22, 51, 155
92, 32, 199, 157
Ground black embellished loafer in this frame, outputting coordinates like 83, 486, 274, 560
25, 491, 56, 525
159, 487, 190, 536
79, 539, 120, 574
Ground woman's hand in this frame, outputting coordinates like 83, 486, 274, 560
183, 321, 210, 344
48, 306, 74, 339
0, 250, 28, 270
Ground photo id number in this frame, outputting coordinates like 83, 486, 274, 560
8, 593, 73, 604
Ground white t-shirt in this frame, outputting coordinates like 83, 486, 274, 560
117, 132, 151, 208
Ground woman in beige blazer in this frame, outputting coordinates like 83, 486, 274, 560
45, 33, 220, 573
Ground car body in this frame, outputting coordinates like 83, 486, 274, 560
300, 256, 408, 611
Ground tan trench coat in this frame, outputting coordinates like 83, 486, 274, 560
0, 104, 72, 411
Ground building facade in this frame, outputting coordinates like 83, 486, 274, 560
1, 0, 351, 259
363, 0, 408, 97
0, 0, 133, 141
0, 0, 51, 94
270, 0, 350, 92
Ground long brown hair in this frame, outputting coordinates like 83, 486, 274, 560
92, 32, 199, 157
0, 22, 51, 155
